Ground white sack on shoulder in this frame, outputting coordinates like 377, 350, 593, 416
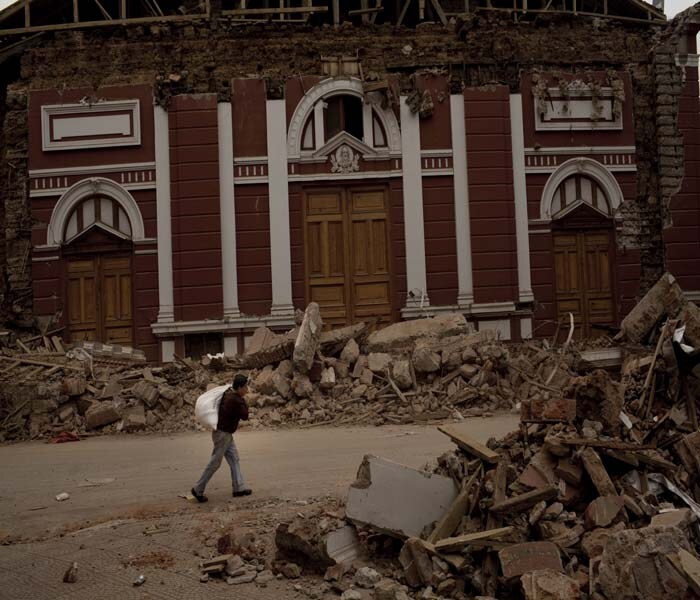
194, 385, 229, 430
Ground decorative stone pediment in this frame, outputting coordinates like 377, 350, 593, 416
312, 131, 376, 161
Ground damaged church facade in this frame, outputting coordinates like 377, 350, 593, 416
0, 0, 698, 362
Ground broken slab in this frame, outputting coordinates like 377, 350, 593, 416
498, 541, 564, 579
580, 447, 617, 497
678, 300, 700, 347
598, 525, 693, 600
619, 273, 684, 343
490, 486, 560, 514
368, 352, 392, 373
346, 455, 458, 539
437, 423, 500, 463
365, 313, 470, 353
650, 508, 693, 530
434, 527, 515, 552
521, 569, 581, 600
584, 495, 625, 529
677, 549, 700, 596
293, 303, 323, 374
399, 538, 436, 588
411, 346, 441, 374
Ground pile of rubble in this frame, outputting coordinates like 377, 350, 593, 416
0, 301, 579, 442
262, 273, 700, 600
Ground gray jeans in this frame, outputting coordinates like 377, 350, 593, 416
193, 429, 246, 494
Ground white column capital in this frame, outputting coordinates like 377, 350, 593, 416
154, 105, 174, 323
400, 96, 429, 309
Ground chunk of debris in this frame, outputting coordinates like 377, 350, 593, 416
498, 542, 564, 578
365, 313, 470, 352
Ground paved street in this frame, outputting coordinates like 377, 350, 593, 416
0, 415, 518, 599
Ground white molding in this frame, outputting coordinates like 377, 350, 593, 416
234, 176, 269, 185
154, 105, 174, 324
286, 77, 401, 159
676, 54, 699, 68
421, 168, 454, 177
46, 177, 146, 246
477, 319, 511, 341
450, 94, 474, 309
526, 165, 637, 174
134, 249, 157, 255
314, 100, 325, 151
400, 96, 429, 309
520, 317, 533, 340
400, 304, 461, 319
31, 256, 59, 262
266, 99, 295, 317
151, 313, 296, 336
218, 103, 241, 320
470, 301, 516, 315
540, 157, 624, 221
133, 237, 157, 245
30, 181, 156, 198
533, 87, 622, 131
684, 291, 700, 303
288, 169, 402, 182
42, 100, 141, 151
29, 162, 155, 177
510, 95, 534, 304
161, 339, 175, 363
362, 102, 373, 146
525, 146, 636, 154
421, 149, 453, 157
312, 130, 377, 159
233, 156, 268, 164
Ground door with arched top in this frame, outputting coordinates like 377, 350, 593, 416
63, 195, 134, 345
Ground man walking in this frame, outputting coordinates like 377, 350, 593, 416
191, 373, 252, 502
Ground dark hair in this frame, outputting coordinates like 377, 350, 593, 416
232, 374, 248, 390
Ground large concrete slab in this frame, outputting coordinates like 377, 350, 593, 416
365, 314, 470, 352
346, 454, 458, 539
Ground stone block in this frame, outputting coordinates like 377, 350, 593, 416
320, 367, 336, 391
368, 353, 392, 373
498, 542, 564, 579
346, 455, 457, 539
365, 313, 469, 352
530, 397, 576, 421
85, 401, 122, 430
340, 338, 360, 365
132, 380, 159, 408
650, 508, 692, 529
412, 346, 440, 373
123, 405, 147, 432
62, 377, 87, 397
292, 374, 314, 398
392, 360, 413, 390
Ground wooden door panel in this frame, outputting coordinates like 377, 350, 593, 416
67, 259, 99, 342
554, 229, 615, 339
101, 256, 133, 345
349, 190, 392, 324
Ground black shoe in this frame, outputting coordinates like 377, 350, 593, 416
233, 489, 252, 498
191, 488, 208, 503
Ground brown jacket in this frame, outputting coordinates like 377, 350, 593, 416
217, 388, 249, 433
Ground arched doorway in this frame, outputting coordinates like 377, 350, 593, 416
541, 160, 622, 339
48, 178, 146, 345
288, 78, 401, 326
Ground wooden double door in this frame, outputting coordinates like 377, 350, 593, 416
67, 255, 134, 345
553, 228, 615, 340
304, 187, 393, 327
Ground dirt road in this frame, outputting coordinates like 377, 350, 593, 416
0, 416, 518, 600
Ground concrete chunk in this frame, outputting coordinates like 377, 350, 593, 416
346, 455, 458, 539
499, 541, 564, 579
521, 569, 581, 600
85, 401, 122, 430
293, 303, 323, 374
365, 313, 470, 352
368, 353, 392, 373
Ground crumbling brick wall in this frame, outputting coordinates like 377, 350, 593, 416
0, 12, 691, 321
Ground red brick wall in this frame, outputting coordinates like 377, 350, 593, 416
235, 184, 272, 315
464, 86, 518, 305
419, 74, 452, 150
664, 42, 700, 293
169, 94, 223, 322
133, 252, 159, 361
423, 175, 458, 306
232, 79, 268, 158
289, 183, 305, 309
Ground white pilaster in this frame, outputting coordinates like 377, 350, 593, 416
510, 94, 534, 303
218, 102, 240, 319
314, 100, 325, 152
362, 102, 373, 146
154, 105, 174, 323
400, 96, 429, 308
223, 335, 239, 357
266, 99, 294, 315
161, 339, 175, 363
520, 317, 533, 340
450, 94, 474, 309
